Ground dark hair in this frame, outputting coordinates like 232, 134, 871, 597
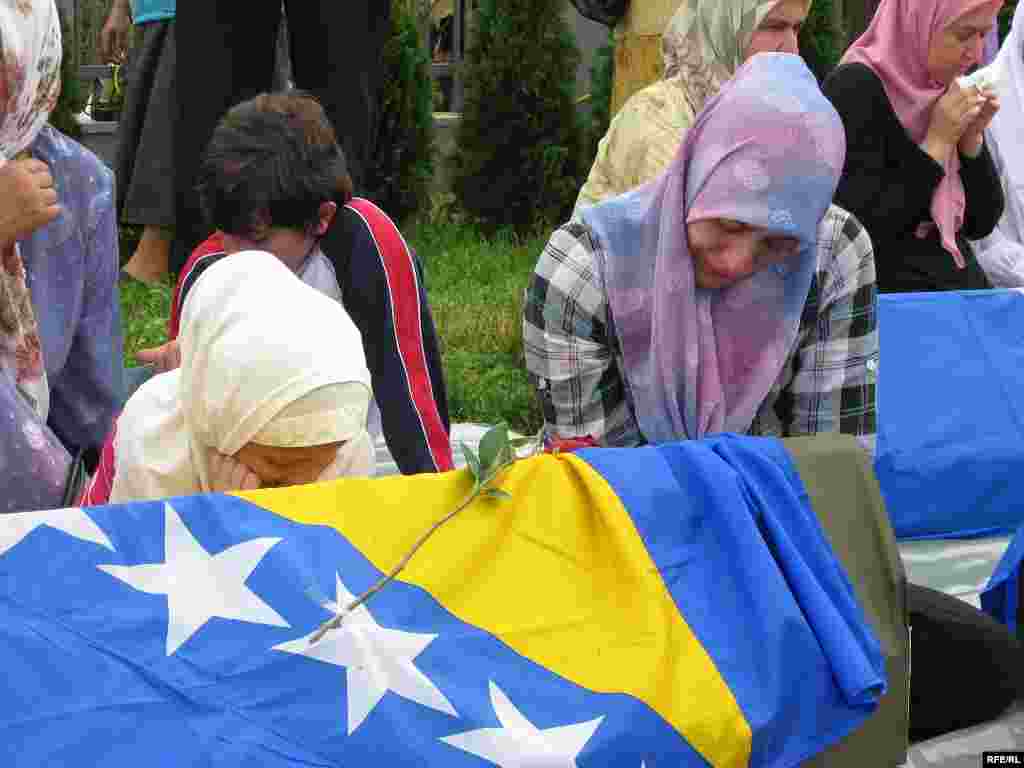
197, 90, 354, 238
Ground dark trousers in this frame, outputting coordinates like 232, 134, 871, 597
174, 1, 390, 269
908, 583, 1024, 743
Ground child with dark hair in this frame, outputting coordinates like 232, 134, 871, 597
83, 92, 452, 504
164, 91, 451, 476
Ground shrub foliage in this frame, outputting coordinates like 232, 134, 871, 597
799, 0, 844, 81
581, 30, 614, 173
51, 10, 85, 140
450, 0, 584, 235
364, 0, 436, 224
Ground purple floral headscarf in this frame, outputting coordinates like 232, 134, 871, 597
580, 53, 845, 444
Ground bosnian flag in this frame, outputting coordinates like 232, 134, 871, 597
0, 435, 883, 766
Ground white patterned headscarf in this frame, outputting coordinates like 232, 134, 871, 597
0, 0, 61, 406
661, 0, 781, 115
0, 0, 61, 158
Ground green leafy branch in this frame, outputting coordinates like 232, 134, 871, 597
308, 423, 542, 646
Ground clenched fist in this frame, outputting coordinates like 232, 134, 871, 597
0, 158, 60, 245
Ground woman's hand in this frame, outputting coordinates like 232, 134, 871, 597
923, 82, 986, 163
98, 0, 131, 64
959, 90, 999, 159
206, 449, 262, 493
0, 158, 60, 246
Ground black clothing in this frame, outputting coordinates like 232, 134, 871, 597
907, 583, 1024, 743
116, 19, 176, 231
569, 0, 628, 26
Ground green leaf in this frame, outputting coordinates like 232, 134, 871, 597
478, 423, 510, 474
460, 442, 481, 482
484, 488, 513, 502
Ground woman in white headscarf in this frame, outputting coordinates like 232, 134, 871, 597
84, 251, 374, 504
574, 0, 811, 212
972, 2, 1024, 286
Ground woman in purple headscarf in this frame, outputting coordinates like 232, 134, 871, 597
1, 0, 122, 513
526, 53, 1024, 743
524, 52, 879, 452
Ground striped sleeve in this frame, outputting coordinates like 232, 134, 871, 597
78, 418, 117, 506
168, 234, 227, 340
337, 200, 454, 474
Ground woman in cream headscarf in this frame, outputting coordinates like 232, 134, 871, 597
575, 0, 811, 212
90, 251, 375, 504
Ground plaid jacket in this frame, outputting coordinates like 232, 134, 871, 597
523, 205, 879, 448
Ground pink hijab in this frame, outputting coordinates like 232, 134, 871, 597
841, 0, 1003, 269
580, 53, 845, 443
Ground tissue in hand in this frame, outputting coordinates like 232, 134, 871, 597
957, 61, 1003, 94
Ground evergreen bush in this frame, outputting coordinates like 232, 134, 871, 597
799, 0, 844, 82
450, 0, 584, 235
364, 0, 435, 225
1000, 1, 1017, 42
50, 11, 85, 141
582, 30, 614, 173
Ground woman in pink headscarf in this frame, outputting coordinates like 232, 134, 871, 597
823, 0, 1004, 293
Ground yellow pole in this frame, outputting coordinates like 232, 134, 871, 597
609, 0, 678, 116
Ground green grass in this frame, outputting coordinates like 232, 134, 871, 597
119, 219, 546, 434
119, 273, 173, 363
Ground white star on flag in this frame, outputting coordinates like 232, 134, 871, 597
441, 681, 604, 767
98, 502, 289, 655
0, 506, 114, 557
275, 572, 457, 734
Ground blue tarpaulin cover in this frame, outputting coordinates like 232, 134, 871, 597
875, 290, 1024, 540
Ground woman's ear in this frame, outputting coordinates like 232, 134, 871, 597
315, 201, 338, 236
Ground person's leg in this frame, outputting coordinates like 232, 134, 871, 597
284, 0, 391, 195
116, 21, 174, 283
122, 226, 171, 283
907, 583, 1024, 743
174, 1, 280, 262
